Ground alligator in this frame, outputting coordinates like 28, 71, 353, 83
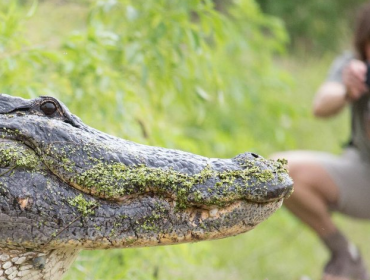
0, 94, 293, 280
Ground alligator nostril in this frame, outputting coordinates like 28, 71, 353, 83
251, 153, 259, 158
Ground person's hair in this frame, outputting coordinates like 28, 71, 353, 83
354, 2, 370, 61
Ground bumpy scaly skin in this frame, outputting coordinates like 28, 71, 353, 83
0, 248, 78, 280
0, 94, 293, 280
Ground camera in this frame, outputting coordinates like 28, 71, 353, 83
366, 63, 370, 87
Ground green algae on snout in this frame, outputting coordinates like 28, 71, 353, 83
68, 194, 98, 216
0, 142, 40, 170
69, 157, 288, 208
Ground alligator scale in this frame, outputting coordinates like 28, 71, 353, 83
0, 94, 293, 280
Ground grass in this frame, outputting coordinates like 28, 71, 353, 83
10, 1, 370, 279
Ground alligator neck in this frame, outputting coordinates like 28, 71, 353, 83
0, 247, 80, 280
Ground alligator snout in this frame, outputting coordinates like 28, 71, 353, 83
180, 151, 293, 208
233, 152, 293, 201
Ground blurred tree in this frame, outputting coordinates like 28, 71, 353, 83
256, 0, 368, 53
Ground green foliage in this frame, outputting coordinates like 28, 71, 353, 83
1, 1, 369, 280
0, 0, 291, 158
257, 0, 368, 52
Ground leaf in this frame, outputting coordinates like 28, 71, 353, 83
195, 86, 212, 101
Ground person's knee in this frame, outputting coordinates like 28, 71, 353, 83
270, 151, 319, 197
270, 151, 310, 182
276, 153, 339, 205
287, 160, 309, 182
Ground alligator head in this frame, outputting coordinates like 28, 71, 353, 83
0, 94, 293, 280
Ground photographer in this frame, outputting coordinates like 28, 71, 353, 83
272, 3, 370, 280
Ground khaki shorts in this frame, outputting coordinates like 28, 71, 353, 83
315, 147, 370, 219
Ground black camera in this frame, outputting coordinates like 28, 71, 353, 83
366, 63, 370, 87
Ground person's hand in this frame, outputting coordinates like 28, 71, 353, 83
342, 59, 368, 101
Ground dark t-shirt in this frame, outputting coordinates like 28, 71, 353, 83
326, 52, 370, 161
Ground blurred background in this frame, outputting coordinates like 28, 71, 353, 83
1, 0, 370, 279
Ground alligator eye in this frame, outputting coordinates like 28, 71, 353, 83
40, 101, 57, 116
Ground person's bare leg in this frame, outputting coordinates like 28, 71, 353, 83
282, 155, 338, 237
272, 151, 369, 280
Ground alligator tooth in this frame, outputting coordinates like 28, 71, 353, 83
209, 208, 218, 217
